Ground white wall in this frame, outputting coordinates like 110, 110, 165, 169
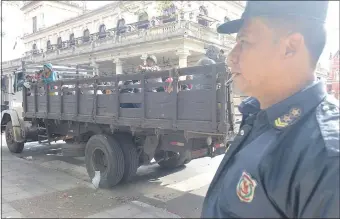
23, 1, 83, 37
21, 1, 244, 54
43, 2, 83, 28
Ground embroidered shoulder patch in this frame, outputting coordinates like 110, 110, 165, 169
236, 171, 257, 203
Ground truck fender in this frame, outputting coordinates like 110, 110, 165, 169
1, 110, 26, 143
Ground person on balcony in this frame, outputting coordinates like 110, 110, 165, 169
217, 49, 226, 63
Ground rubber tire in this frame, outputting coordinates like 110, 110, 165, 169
155, 150, 191, 169
85, 134, 125, 188
5, 121, 24, 153
114, 133, 139, 183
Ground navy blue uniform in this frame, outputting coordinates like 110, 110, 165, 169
238, 97, 260, 128
202, 81, 340, 218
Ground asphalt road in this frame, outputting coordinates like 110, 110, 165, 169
1, 135, 225, 218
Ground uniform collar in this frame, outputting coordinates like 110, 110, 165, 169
265, 80, 327, 130
238, 97, 261, 116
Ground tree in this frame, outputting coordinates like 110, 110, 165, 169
156, 1, 174, 13
118, 1, 147, 15
156, 1, 192, 15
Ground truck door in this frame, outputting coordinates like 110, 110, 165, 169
11, 71, 24, 115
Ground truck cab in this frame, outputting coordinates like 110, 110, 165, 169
1, 62, 95, 141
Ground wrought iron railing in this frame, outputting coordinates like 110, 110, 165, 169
2, 16, 236, 70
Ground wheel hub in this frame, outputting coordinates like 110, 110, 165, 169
6, 128, 14, 145
92, 148, 108, 174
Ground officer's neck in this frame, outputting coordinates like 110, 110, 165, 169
259, 75, 315, 110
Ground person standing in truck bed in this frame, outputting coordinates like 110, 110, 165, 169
41, 63, 57, 95
194, 45, 219, 90
202, 1, 339, 218
138, 55, 163, 92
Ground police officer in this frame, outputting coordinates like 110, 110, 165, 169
202, 1, 339, 218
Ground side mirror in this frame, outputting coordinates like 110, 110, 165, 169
15, 79, 25, 92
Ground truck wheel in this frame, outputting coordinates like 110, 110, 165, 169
5, 121, 24, 153
155, 150, 191, 169
85, 134, 125, 188
114, 133, 139, 183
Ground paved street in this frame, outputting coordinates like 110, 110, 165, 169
1, 134, 224, 218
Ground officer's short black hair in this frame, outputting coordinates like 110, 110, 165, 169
261, 17, 326, 68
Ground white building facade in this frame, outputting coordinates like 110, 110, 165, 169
2, 1, 244, 71
1, 1, 245, 105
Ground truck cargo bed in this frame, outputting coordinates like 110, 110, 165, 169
23, 63, 232, 134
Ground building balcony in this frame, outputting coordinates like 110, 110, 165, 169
2, 20, 235, 70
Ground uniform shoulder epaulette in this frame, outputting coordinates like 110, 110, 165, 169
316, 95, 339, 156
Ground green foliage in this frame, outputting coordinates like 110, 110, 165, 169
156, 1, 174, 13
119, 1, 147, 16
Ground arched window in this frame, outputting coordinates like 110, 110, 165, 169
199, 6, 208, 16
137, 12, 149, 29
117, 19, 126, 29
99, 24, 106, 33
57, 37, 62, 49
69, 33, 75, 46
98, 24, 106, 39
151, 19, 156, 26
83, 29, 90, 42
32, 43, 37, 50
138, 12, 148, 21
198, 6, 209, 26
116, 19, 126, 36
46, 40, 51, 50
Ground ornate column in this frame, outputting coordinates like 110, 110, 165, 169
113, 58, 123, 75
176, 48, 191, 68
176, 48, 191, 80
91, 58, 99, 76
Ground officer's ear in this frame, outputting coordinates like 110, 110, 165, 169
283, 32, 304, 58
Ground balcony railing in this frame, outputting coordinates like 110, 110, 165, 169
2, 19, 236, 70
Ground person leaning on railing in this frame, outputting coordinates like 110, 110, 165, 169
137, 55, 163, 92
41, 63, 57, 96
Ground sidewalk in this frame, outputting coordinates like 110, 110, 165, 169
1, 146, 181, 218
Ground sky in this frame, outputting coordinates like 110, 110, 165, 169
1, 1, 339, 70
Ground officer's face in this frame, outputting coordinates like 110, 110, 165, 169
227, 18, 283, 97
